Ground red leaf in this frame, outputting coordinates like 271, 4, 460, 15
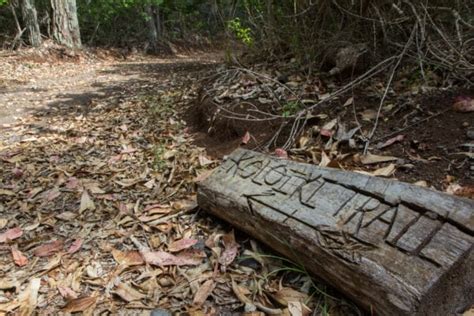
168, 238, 198, 253
241, 131, 251, 145
11, 246, 28, 266
452, 96, 474, 112
0, 227, 23, 243
67, 239, 83, 254
320, 129, 334, 137
274, 148, 288, 159
33, 240, 64, 257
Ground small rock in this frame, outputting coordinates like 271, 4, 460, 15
467, 129, 474, 140
462, 121, 470, 127
150, 309, 172, 316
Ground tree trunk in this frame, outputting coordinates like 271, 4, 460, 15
146, 4, 158, 53
50, 0, 81, 48
20, 0, 42, 47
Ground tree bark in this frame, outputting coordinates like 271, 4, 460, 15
20, 0, 42, 47
197, 149, 474, 316
146, 4, 158, 53
50, 0, 81, 48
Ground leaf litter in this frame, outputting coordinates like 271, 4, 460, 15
0, 54, 351, 315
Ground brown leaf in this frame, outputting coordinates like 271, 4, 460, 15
193, 279, 215, 306
45, 187, 61, 202
219, 231, 239, 268
114, 282, 146, 302
198, 154, 213, 167
168, 238, 198, 252
0, 227, 23, 243
11, 246, 28, 267
18, 278, 41, 316
62, 296, 97, 313
142, 250, 203, 266
57, 285, 78, 300
112, 249, 144, 266
33, 240, 63, 257
272, 287, 309, 306
372, 163, 396, 177
231, 278, 252, 305
79, 190, 95, 212
67, 239, 83, 254
55, 211, 77, 221
377, 135, 404, 149
360, 153, 398, 165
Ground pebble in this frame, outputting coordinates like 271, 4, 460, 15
467, 129, 474, 140
150, 309, 172, 316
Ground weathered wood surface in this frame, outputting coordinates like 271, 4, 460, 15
197, 148, 474, 315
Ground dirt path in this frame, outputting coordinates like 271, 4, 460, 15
0, 53, 216, 127
1, 52, 351, 315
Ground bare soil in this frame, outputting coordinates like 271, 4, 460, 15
187, 87, 473, 191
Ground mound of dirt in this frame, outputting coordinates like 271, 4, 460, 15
185, 94, 283, 158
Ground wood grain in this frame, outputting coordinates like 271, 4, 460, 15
197, 148, 473, 315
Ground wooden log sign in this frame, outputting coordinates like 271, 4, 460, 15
197, 149, 473, 315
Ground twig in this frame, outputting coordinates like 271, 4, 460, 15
372, 108, 450, 143
363, 24, 416, 154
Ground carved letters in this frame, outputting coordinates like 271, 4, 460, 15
218, 151, 466, 267
198, 149, 474, 315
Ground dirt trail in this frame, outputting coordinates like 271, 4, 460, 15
0, 54, 217, 128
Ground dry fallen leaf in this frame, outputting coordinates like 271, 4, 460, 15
0, 227, 23, 243
377, 135, 404, 149
274, 148, 288, 159
219, 231, 239, 269
33, 240, 63, 257
446, 183, 474, 199
168, 238, 198, 252
142, 250, 203, 266
319, 151, 331, 167
372, 163, 396, 177
360, 153, 398, 165
62, 296, 97, 313
57, 285, 78, 300
112, 249, 144, 266
18, 278, 41, 316
11, 246, 28, 267
79, 190, 96, 212
271, 287, 309, 307
67, 239, 83, 254
452, 96, 474, 112
343, 97, 354, 107
241, 131, 251, 145
114, 282, 146, 302
193, 279, 215, 306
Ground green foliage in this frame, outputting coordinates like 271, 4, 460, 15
152, 144, 167, 171
227, 18, 253, 46
0, 0, 7, 6
281, 101, 301, 117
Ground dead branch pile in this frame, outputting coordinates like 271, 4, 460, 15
204, 0, 473, 149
